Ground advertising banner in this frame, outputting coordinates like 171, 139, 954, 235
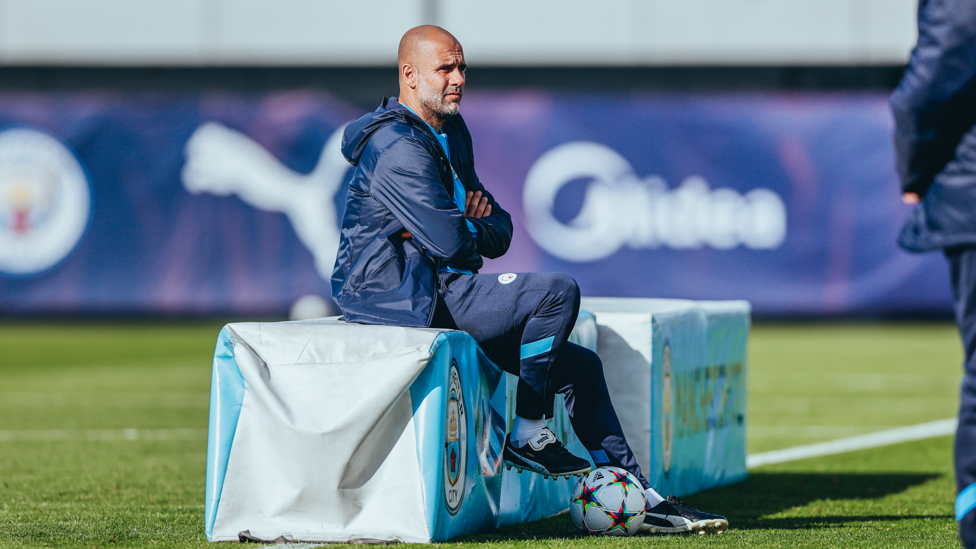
0, 90, 950, 316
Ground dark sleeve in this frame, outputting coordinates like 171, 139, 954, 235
369, 137, 483, 272
463, 169, 513, 259
446, 115, 513, 259
891, 0, 976, 196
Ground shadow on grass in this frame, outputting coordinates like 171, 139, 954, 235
757, 515, 950, 530
680, 472, 950, 530
458, 471, 949, 542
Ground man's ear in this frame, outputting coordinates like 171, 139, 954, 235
401, 63, 418, 90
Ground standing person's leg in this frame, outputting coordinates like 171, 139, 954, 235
434, 271, 591, 476
554, 342, 729, 535
947, 247, 976, 549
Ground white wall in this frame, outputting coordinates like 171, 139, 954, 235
0, 0, 917, 66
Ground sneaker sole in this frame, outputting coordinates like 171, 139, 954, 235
641, 518, 728, 535
502, 458, 590, 480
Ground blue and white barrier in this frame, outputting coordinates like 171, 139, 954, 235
203, 301, 746, 543
581, 298, 749, 497
205, 316, 594, 543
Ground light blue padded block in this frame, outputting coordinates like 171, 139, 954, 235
204, 327, 246, 541
407, 311, 597, 541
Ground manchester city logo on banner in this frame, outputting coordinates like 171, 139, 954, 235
0, 128, 91, 275
444, 358, 467, 515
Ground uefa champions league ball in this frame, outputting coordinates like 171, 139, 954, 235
569, 466, 647, 536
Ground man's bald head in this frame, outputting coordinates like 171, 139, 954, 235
398, 25, 461, 69
397, 26, 466, 132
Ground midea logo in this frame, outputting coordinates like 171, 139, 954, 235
523, 142, 787, 262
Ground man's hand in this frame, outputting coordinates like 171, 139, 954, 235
903, 192, 920, 205
465, 191, 492, 218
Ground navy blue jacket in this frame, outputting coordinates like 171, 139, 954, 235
893, 0, 976, 251
331, 98, 513, 326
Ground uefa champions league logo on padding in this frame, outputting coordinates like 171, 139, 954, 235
475, 396, 501, 477
445, 359, 467, 515
0, 128, 91, 275
523, 142, 787, 262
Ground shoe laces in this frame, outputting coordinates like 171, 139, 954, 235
542, 438, 569, 454
667, 495, 691, 511
545, 436, 568, 453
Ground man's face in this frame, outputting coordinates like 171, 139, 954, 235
416, 41, 466, 121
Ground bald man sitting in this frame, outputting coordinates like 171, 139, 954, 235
331, 25, 728, 535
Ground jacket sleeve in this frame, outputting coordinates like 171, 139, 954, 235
891, 0, 976, 196
369, 137, 483, 272
463, 169, 513, 259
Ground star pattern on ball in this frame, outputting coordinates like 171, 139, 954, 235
606, 500, 639, 533
574, 481, 601, 519
606, 469, 642, 497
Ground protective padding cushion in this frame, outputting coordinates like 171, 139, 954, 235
209, 319, 439, 543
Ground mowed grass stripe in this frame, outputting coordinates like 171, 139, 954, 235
0, 428, 208, 441
747, 322, 962, 454
0, 393, 209, 408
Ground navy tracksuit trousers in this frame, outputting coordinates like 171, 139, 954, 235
946, 248, 976, 548
432, 270, 650, 489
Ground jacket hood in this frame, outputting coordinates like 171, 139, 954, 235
341, 97, 424, 167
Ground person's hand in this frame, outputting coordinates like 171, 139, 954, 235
903, 192, 920, 205
465, 191, 491, 219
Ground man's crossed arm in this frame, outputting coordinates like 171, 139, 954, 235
401, 190, 491, 239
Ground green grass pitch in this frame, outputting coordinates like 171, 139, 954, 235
0, 321, 965, 547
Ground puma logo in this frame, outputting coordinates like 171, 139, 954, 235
181, 122, 350, 280
529, 429, 554, 451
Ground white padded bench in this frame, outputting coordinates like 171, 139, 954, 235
204, 314, 596, 543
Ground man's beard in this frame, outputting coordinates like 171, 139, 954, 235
417, 75, 461, 121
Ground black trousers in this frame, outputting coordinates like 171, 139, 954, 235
432, 271, 650, 489
946, 247, 976, 549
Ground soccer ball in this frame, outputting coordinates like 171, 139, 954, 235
569, 466, 646, 536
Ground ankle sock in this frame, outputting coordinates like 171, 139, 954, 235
645, 487, 665, 507
512, 416, 546, 447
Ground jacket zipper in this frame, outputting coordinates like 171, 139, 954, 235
398, 111, 450, 327
349, 254, 396, 296
426, 258, 440, 327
